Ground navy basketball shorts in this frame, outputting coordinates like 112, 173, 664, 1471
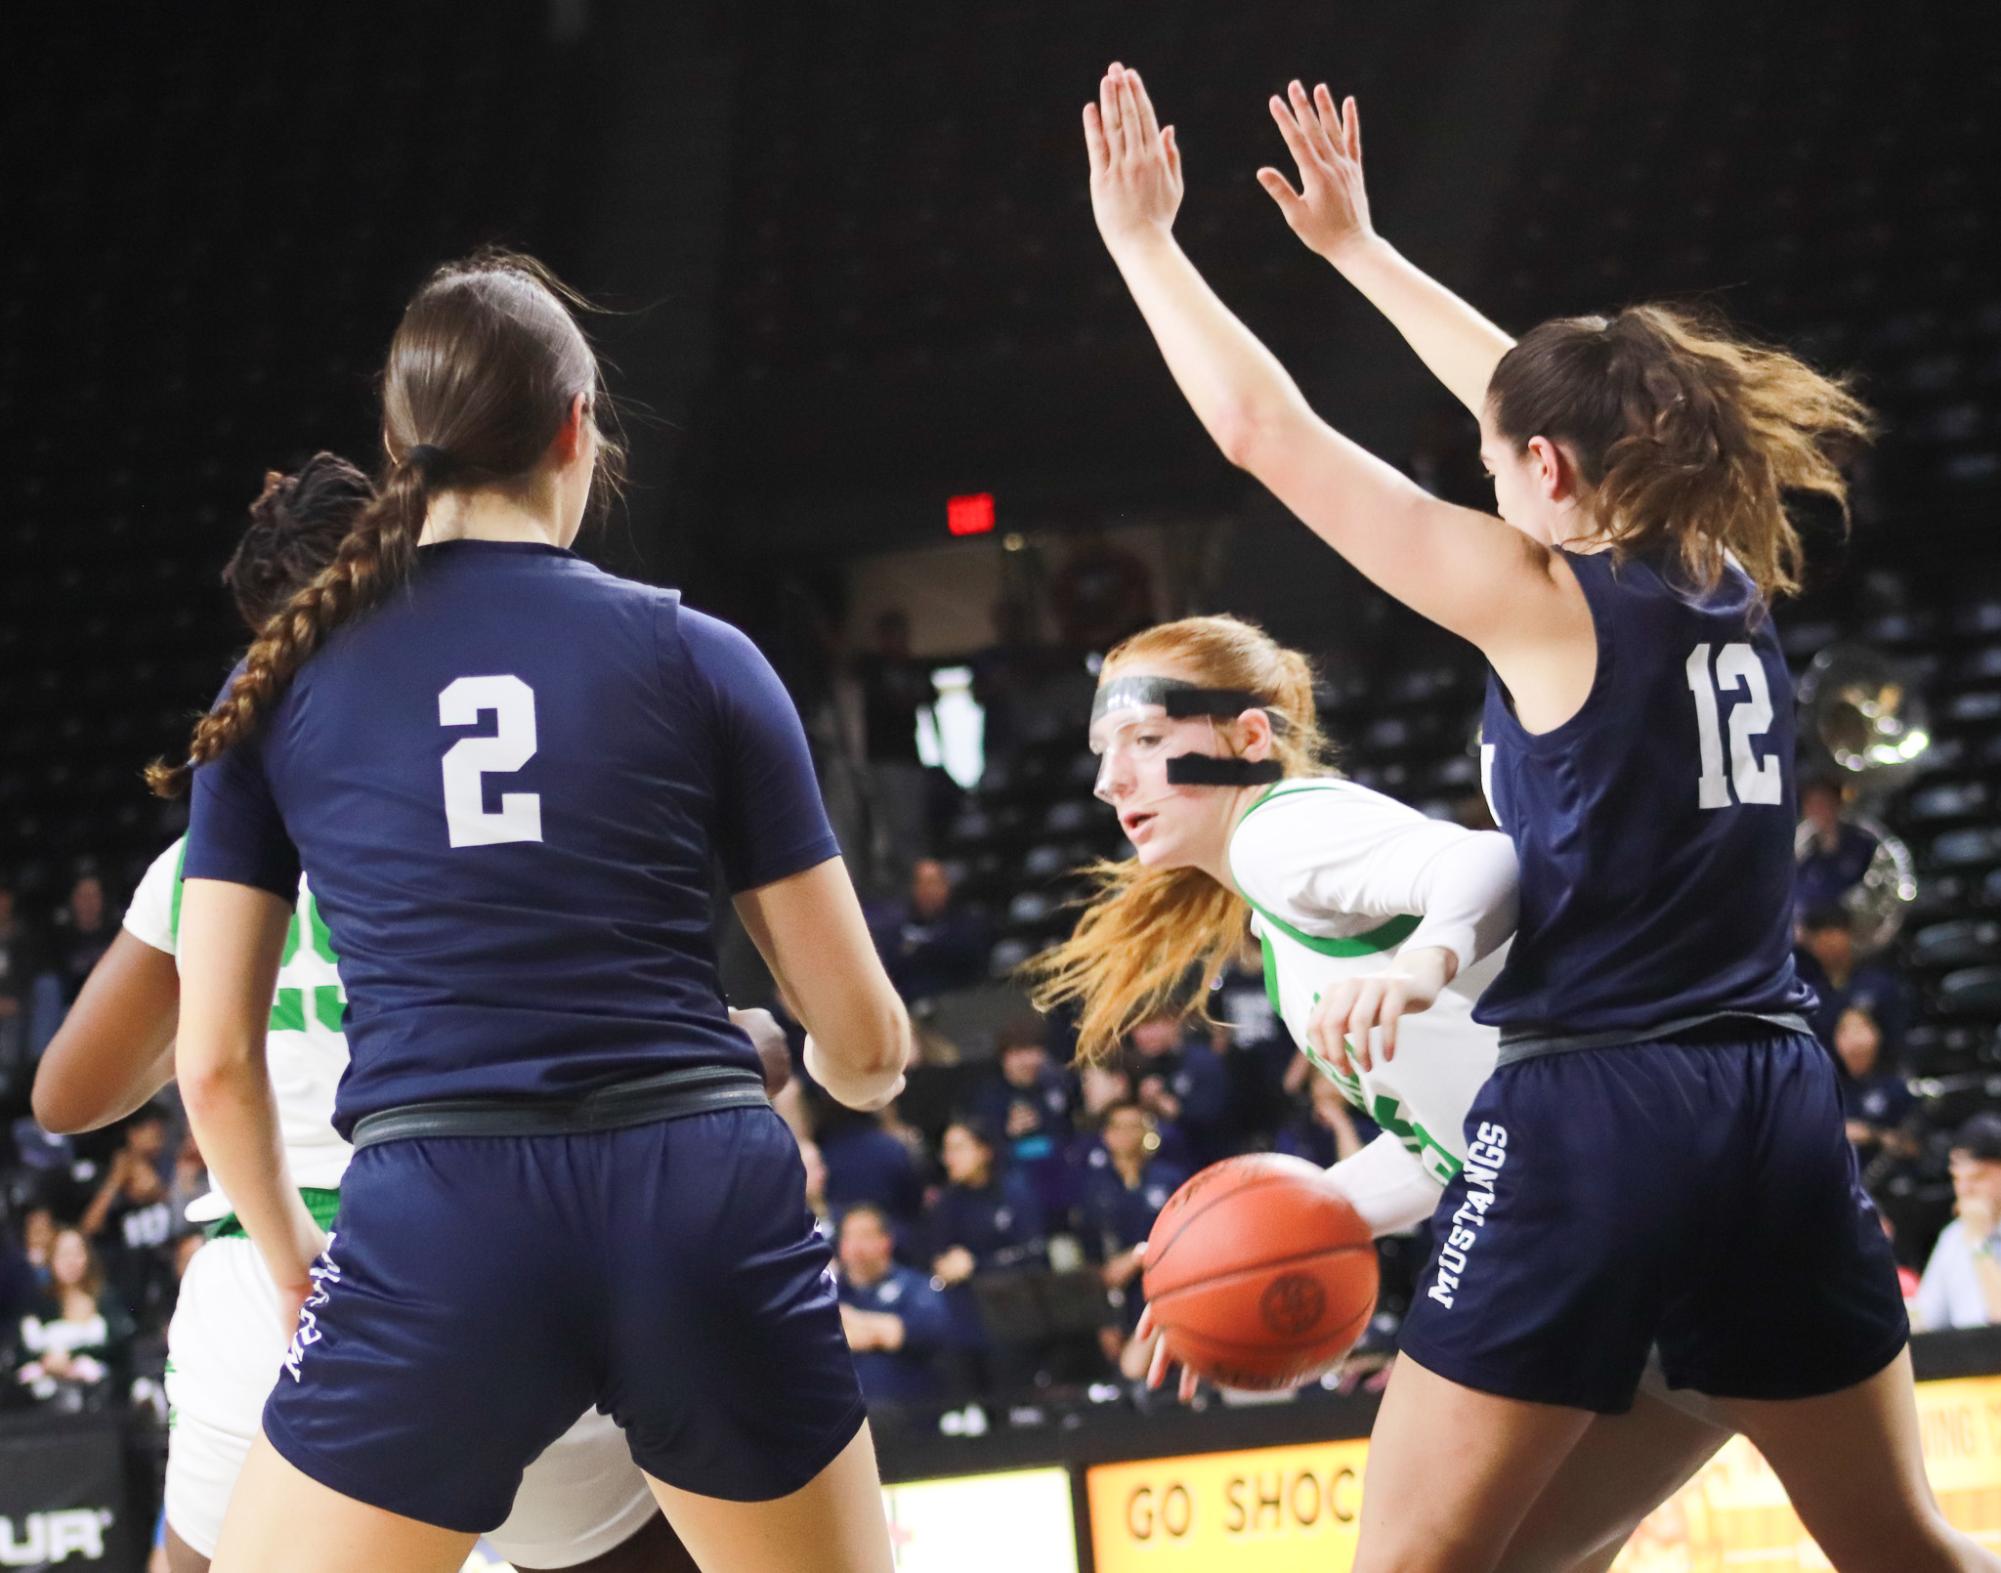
1397, 1028, 1910, 1415
261, 1106, 866, 1533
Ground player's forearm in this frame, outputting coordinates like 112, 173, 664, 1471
179, 1046, 315, 1281
33, 931, 182, 1133
1323, 1131, 1442, 1236
1329, 235, 1515, 418
1106, 230, 1317, 468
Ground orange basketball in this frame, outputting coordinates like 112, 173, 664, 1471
1142, 1153, 1378, 1391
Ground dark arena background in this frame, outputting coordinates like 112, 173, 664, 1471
4, 3, 1999, 1569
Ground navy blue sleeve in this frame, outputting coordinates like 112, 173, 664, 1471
675, 606, 840, 895
182, 680, 301, 898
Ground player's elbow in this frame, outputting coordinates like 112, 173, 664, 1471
176, 1043, 257, 1125
1220, 393, 1319, 478
1214, 398, 1280, 471
848, 994, 913, 1081
30, 1066, 92, 1136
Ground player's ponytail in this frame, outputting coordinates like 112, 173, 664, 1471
148, 250, 625, 797
1027, 616, 1332, 1065
1487, 304, 1874, 602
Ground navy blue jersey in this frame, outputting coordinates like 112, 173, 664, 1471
184, 540, 838, 1136
1477, 549, 1813, 1055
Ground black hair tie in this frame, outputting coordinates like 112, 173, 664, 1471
405, 444, 455, 482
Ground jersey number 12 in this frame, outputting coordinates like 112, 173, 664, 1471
1685, 642, 1781, 810
439, 675, 544, 847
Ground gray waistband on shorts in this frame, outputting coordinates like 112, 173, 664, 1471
1494, 1010, 1814, 1068
350, 1064, 769, 1151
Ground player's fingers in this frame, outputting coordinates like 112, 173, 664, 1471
1116, 70, 1148, 165
1147, 1333, 1172, 1390
1256, 166, 1302, 216
1128, 68, 1162, 147
1289, 79, 1335, 164
1315, 83, 1351, 166
1345, 95, 1363, 163
1135, 1300, 1155, 1340
1083, 103, 1109, 176
1163, 124, 1181, 184
1306, 989, 1338, 1065
1100, 68, 1125, 164
1180, 1365, 1199, 1403
1347, 980, 1385, 1069
1267, 93, 1317, 178
1379, 983, 1406, 1061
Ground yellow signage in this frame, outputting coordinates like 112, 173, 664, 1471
1087, 1438, 1371, 1573
1087, 1375, 2001, 1571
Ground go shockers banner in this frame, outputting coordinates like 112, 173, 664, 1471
0, 1416, 137, 1571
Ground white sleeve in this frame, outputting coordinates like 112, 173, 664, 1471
1321, 1131, 1445, 1236
121, 838, 184, 957
1232, 784, 1518, 975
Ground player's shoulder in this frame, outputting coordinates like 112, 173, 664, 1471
122, 835, 190, 956
1242, 776, 1413, 821
1231, 776, 1421, 858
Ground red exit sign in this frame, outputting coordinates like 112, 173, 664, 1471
947, 492, 995, 536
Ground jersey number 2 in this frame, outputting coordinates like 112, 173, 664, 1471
438, 675, 544, 847
1685, 642, 1781, 810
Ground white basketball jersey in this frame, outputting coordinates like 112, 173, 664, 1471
125, 837, 352, 1219
1227, 780, 1507, 1185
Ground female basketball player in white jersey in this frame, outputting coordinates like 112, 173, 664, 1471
33, 456, 711, 1573
1083, 62, 1989, 1572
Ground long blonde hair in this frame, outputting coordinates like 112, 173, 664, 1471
1025, 616, 1331, 1065
1487, 303, 1875, 601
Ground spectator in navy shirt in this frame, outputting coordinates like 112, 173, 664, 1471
1834, 1006, 1917, 1168
972, 1019, 1073, 1215
47, 871, 119, 1016
1276, 1073, 1377, 1168
1077, 1101, 1187, 1340
1796, 778, 1880, 919
871, 859, 988, 1005
77, 1104, 178, 1328
816, 1106, 925, 1229
927, 1119, 1046, 1374
1130, 1010, 1231, 1167
1795, 907, 1907, 1057
835, 1205, 950, 1409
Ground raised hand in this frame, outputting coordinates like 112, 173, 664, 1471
1083, 62, 1183, 253
1258, 81, 1376, 267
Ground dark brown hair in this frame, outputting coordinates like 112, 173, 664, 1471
149, 250, 623, 796
1486, 304, 1874, 601
224, 453, 375, 632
